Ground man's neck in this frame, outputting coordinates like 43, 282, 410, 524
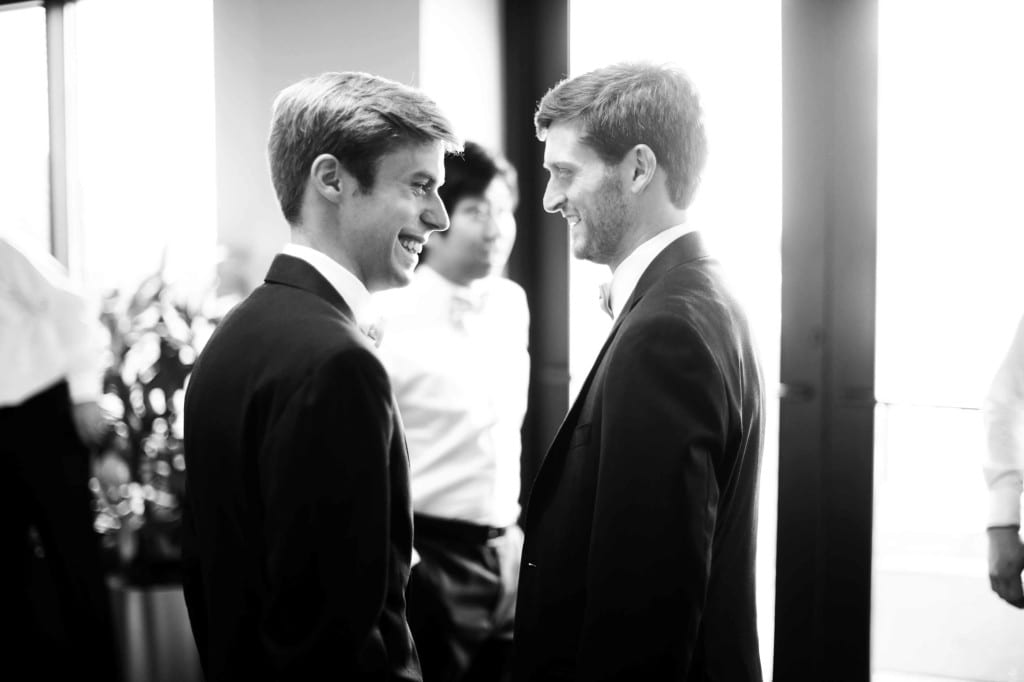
290, 227, 356, 277
610, 206, 688, 273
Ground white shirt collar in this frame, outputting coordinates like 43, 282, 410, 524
608, 222, 695, 319
281, 242, 373, 325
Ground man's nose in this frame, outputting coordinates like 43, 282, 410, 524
542, 180, 563, 214
422, 194, 450, 233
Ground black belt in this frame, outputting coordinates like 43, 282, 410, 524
414, 513, 509, 545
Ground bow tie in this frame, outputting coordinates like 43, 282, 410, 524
359, 320, 384, 348
449, 288, 488, 329
598, 281, 614, 319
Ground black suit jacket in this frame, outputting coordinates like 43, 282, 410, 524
182, 254, 420, 681
513, 232, 765, 681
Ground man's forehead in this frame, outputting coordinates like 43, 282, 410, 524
381, 140, 446, 175
543, 122, 592, 164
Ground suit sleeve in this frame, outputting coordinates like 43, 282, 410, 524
180, 500, 210, 673
576, 312, 727, 681
257, 347, 396, 678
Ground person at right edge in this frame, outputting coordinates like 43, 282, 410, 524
512, 62, 766, 681
982, 314, 1024, 608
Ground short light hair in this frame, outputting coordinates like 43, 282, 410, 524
268, 71, 462, 224
535, 62, 707, 209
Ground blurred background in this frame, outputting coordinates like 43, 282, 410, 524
1, 0, 1022, 680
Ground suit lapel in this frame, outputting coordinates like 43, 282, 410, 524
529, 232, 713, 503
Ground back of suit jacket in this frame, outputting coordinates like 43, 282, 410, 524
515, 233, 765, 681
182, 255, 419, 681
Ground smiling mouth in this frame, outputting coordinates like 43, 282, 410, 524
398, 236, 424, 255
565, 215, 581, 228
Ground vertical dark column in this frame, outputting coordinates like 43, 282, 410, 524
776, 1, 878, 679
502, 0, 570, 513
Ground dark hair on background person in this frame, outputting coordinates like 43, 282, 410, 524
268, 71, 462, 225
534, 61, 707, 210
418, 142, 520, 267
438, 141, 519, 216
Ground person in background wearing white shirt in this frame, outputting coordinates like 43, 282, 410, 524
983, 314, 1024, 608
375, 142, 529, 682
0, 234, 121, 680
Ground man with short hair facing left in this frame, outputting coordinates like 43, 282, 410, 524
182, 71, 461, 681
514, 62, 766, 681
375, 142, 529, 682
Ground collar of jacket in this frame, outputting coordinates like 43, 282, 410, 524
263, 253, 356, 322
611, 230, 710, 333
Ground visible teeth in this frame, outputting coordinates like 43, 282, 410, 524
399, 238, 422, 254
567, 216, 580, 227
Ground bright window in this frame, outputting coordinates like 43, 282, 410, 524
0, 3, 51, 254
874, 1, 1024, 679
71, 0, 217, 298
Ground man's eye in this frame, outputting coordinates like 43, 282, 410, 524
413, 183, 430, 195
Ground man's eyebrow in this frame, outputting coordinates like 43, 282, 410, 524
410, 171, 439, 184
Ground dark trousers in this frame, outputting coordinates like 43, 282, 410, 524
408, 514, 523, 682
0, 381, 121, 680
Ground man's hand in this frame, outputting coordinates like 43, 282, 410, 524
988, 526, 1024, 608
71, 400, 111, 447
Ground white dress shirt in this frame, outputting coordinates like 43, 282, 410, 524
983, 315, 1024, 527
604, 222, 696, 319
374, 266, 530, 528
280, 243, 375, 330
0, 235, 109, 408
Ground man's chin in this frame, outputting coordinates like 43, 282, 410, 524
571, 242, 592, 261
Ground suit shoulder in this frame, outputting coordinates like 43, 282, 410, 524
196, 287, 377, 380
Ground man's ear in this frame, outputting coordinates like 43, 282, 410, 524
626, 144, 657, 195
309, 153, 346, 203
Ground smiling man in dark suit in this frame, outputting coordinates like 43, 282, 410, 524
182, 71, 461, 681
513, 62, 766, 681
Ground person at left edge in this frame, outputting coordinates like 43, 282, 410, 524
181, 71, 462, 681
0, 233, 122, 681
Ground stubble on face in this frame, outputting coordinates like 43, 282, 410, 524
573, 169, 629, 265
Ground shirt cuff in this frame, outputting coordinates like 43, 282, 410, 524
988, 485, 1023, 527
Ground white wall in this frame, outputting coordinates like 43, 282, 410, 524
419, 0, 504, 152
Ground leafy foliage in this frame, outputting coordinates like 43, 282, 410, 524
90, 271, 219, 586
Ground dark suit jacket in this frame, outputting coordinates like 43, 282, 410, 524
513, 232, 765, 681
182, 254, 420, 681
